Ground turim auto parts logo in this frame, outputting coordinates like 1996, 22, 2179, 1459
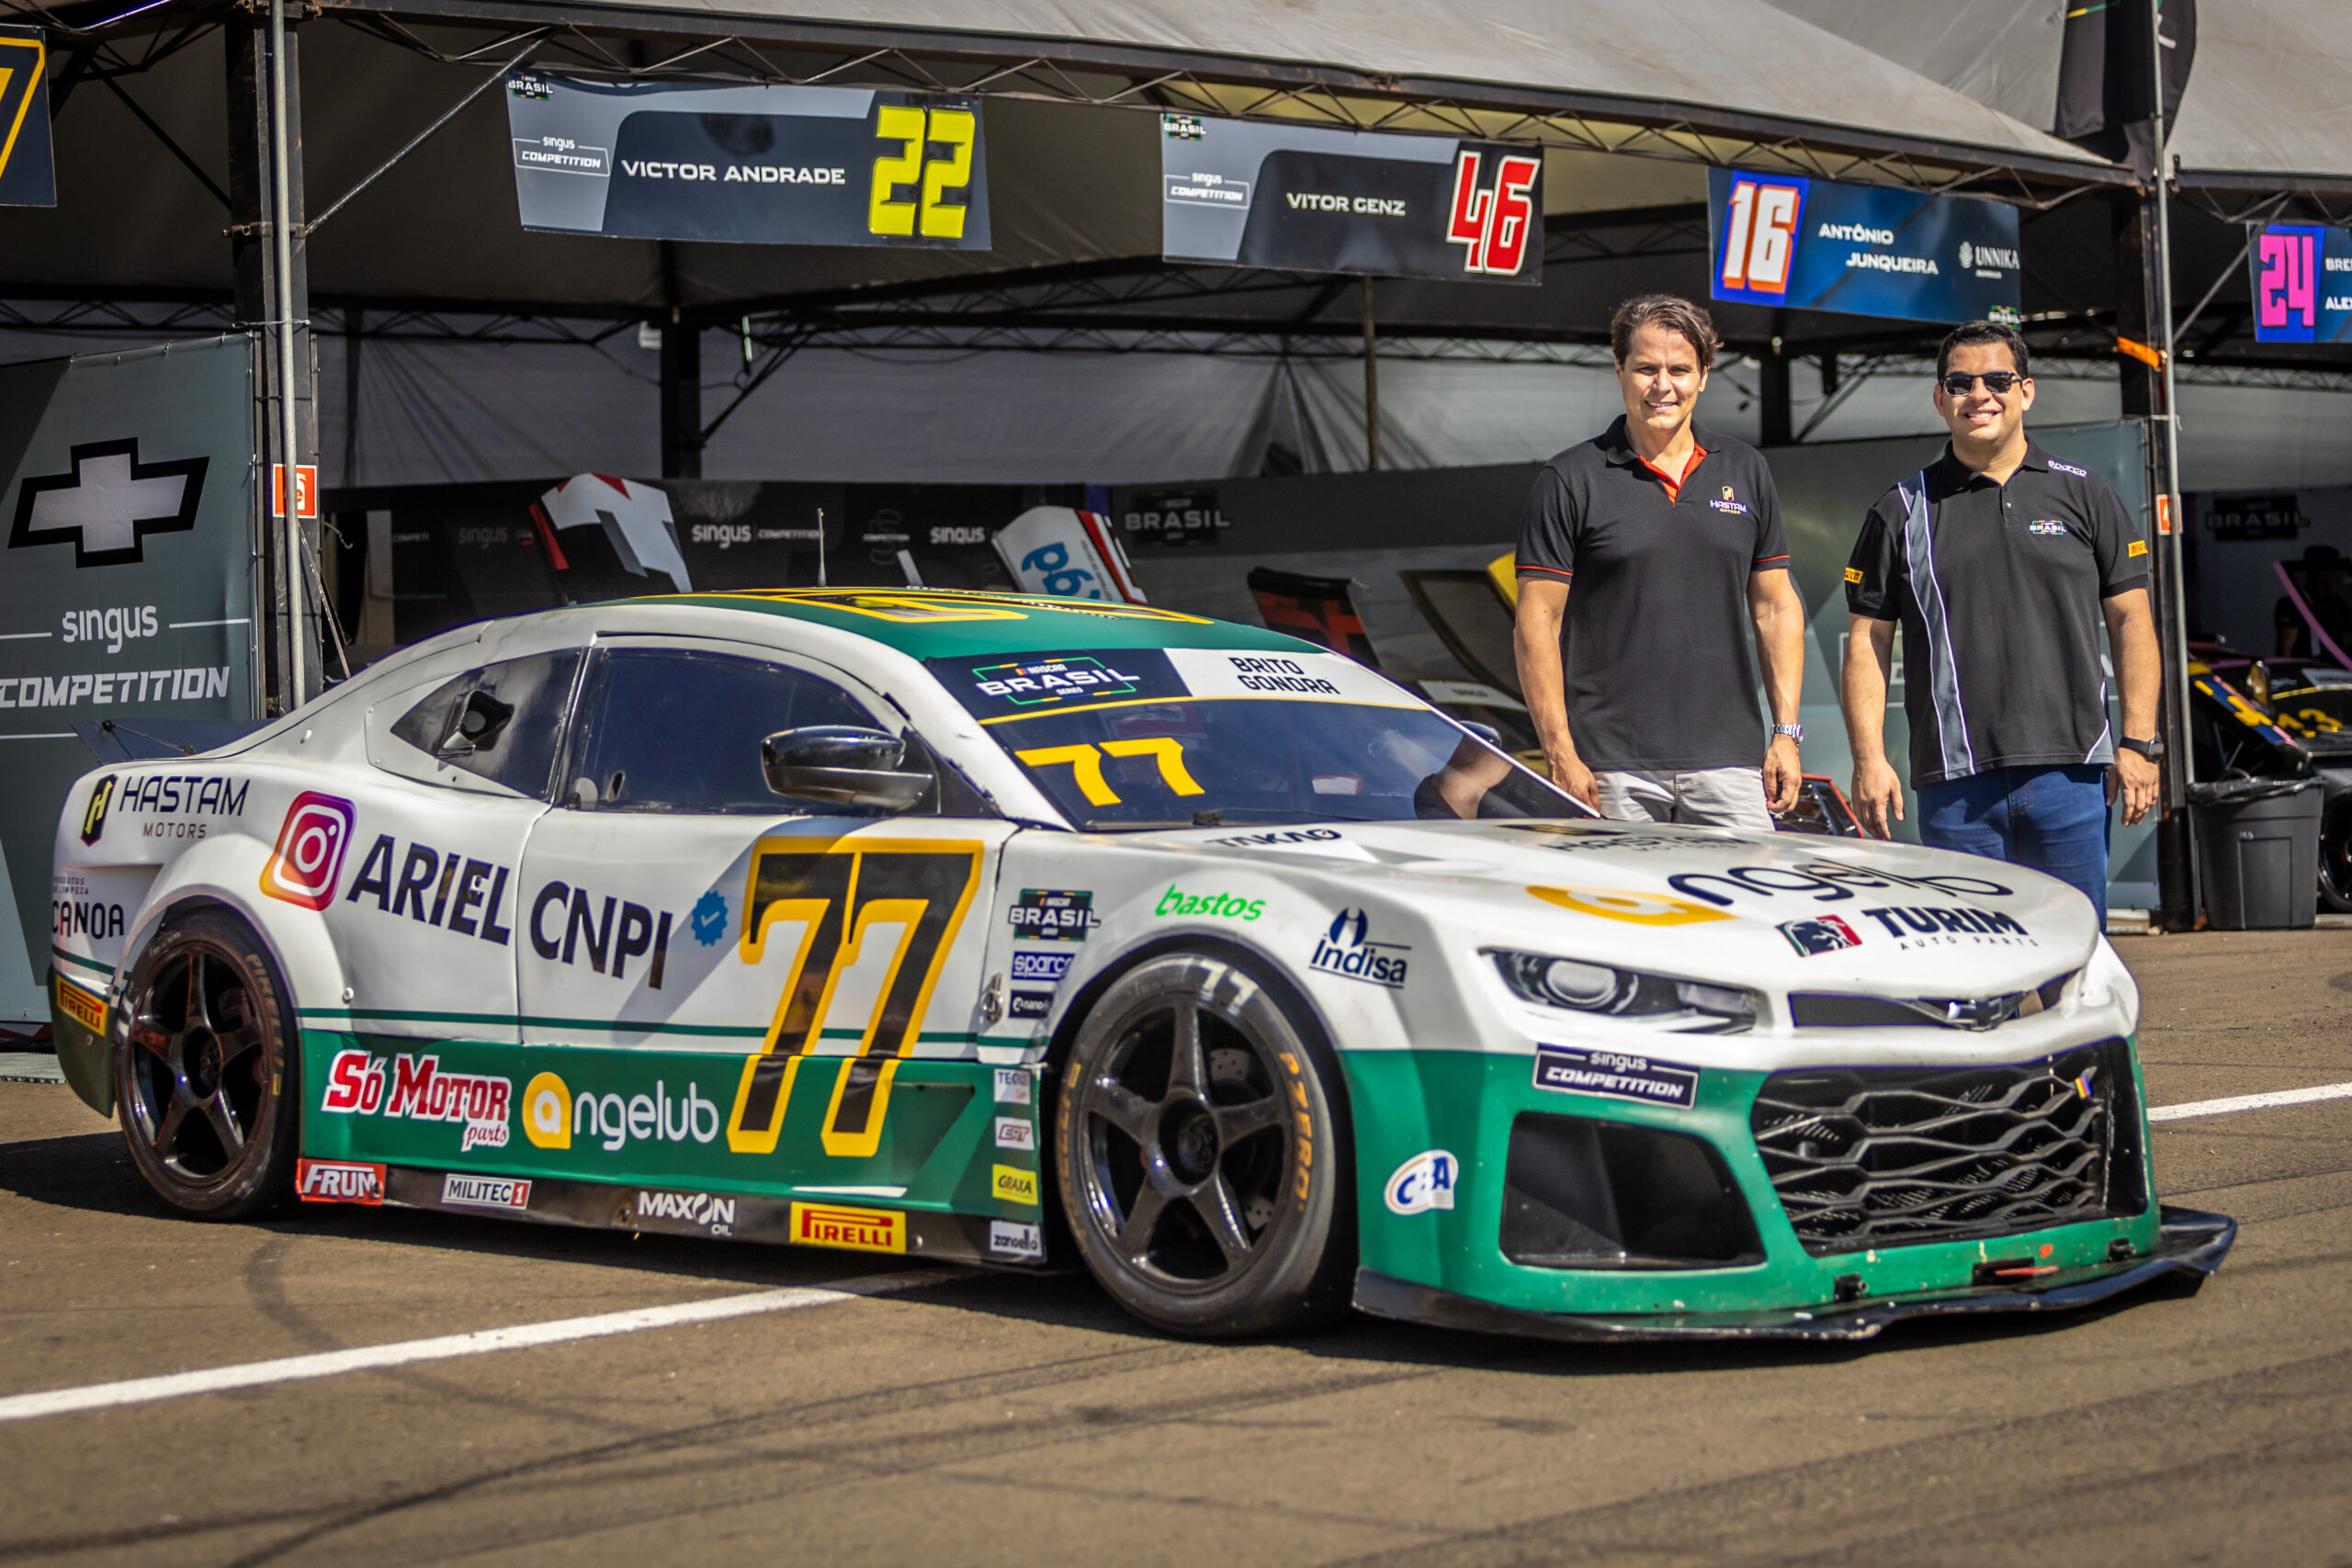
260, 792, 356, 908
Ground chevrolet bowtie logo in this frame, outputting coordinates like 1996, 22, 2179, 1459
9, 438, 209, 568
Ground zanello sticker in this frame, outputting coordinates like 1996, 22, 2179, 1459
260, 791, 356, 908
296, 1159, 385, 1204
1385, 1150, 1457, 1215
1008, 888, 1096, 942
989, 1220, 1045, 1260
993, 1067, 1032, 1105
1532, 1046, 1699, 1110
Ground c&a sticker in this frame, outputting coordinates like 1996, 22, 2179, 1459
1385, 1150, 1457, 1215
1525, 885, 1734, 927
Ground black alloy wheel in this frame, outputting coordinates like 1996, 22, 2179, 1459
2321, 795, 2352, 914
116, 908, 301, 1218
1056, 950, 1353, 1337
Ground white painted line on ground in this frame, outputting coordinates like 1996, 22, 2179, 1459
2149, 1080, 2352, 1122
0, 1269, 949, 1425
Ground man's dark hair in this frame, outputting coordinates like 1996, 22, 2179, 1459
1611, 295, 1722, 372
1936, 321, 2031, 380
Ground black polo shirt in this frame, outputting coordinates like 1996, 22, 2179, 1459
1846, 437, 2147, 787
1515, 418, 1790, 772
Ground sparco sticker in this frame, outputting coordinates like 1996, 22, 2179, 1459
1532, 1046, 1699, 1110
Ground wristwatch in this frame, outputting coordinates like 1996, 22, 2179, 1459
1770, 723, 1804, 742
2117, 736, 2162, 760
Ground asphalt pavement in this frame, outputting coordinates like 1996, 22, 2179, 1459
3, 930, 2347, 1568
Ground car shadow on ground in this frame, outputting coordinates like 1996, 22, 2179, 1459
1, 1124, 2215, 1373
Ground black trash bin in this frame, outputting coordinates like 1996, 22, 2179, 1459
2189, 776, 2323, 930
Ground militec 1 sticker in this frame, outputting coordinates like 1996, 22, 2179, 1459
1532, 1046, 1700, 1110
1008, 888, 1096, 942
1385, 1150, 1458, 1215
443, 1174, 532, 1211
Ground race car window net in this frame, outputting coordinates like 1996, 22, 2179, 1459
563, 648, 897, 816
926, 646, 1576, 829
389, 650, 582, 801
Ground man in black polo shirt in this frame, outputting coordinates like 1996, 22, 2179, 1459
1840, 321, 2159, 922
1513, 294, 1806, 828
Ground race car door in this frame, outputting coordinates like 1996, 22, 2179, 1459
513, 637, 1011, 1187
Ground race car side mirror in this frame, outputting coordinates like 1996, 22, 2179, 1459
761, 726, 933, 811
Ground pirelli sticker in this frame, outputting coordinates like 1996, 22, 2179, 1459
53, 975, 105, 1033
791, 1201, 905, 1254
1843, 567, 1865, 584
2128, 540, 2149, 558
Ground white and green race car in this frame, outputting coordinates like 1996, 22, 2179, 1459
47, 589, 2232, 1340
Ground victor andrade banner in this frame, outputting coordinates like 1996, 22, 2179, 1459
1160, 113, 1542, 284
1708, 167, 2022, 325
0, 337, 257, 1019
505, 72, 989, 248
2249, 221, 2352, 344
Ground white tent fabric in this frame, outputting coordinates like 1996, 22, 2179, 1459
1762, 0, 2352, 181
567, 0, 2103, 165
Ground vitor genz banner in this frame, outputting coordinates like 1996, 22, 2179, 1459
505, 73, 988, 248
2248, 222, 2352, 344
1160, 113, 1541, 284
1707, 167, 2021, 325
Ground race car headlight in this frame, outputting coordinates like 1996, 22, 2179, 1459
1487, 950, 1758, 1033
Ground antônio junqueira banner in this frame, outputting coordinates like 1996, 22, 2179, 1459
1160, 113, 1542, 284
506, 71, 989, 248
2248, 221, 2352, 344
1708, 167, 2022, 325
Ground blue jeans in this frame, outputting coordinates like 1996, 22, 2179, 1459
1916, 765, 2111, 925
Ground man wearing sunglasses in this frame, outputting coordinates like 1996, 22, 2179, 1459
1839, 320, 2159, 923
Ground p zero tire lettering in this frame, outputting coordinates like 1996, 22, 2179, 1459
725, 839, 981, 1157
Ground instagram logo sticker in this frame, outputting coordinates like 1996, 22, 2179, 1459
260, 792, 356, 909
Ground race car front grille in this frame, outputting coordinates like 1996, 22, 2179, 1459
1749, 1042, 2145, 1256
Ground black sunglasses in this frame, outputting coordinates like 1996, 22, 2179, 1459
1940, 371, 2023, 395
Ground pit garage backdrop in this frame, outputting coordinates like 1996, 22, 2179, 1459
0, 336, 257, 1023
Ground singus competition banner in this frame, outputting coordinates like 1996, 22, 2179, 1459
1159, 113, 1542, 284
505, 72, 988, 248
2249, 221, 2352, 344
1708, 167, 2022, 324
0, 337, 257, 1020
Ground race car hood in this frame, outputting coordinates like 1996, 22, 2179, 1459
1159, 817, 2100, 999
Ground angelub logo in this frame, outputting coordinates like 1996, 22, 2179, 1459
1310, 908, 1408, 988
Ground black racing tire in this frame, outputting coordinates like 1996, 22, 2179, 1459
1054, 948, 1354, 1337
2320, 795, 2352, 914
114, 908, 301, 1219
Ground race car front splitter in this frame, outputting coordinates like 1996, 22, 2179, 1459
1353, 1205, 2234, 1343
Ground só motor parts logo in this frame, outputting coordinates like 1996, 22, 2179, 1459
297, 1159, 386, 1204
260, 791, 356, 909
319, 1050, 513, 1151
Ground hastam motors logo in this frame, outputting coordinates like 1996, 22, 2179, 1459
9, 439, 208, 568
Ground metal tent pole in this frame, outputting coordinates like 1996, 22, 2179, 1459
268, 0, 305, 706
2148, 0, 2198, 924
1361, 278, 1379, 472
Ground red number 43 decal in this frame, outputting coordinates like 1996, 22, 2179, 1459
1447, 150, 1542, 276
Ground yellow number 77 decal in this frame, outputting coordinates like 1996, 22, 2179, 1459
727, 839, 981, 1158
1014, 739, 1204, 807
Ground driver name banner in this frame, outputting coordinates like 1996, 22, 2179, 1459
1160, 114, 1541, 284
0, 25, 55, 208
505, 72, 989, 248
1707, 167, 2021, 325
2248, 221, 2352, 344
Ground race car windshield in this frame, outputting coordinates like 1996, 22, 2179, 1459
927, 646, 1583, 829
